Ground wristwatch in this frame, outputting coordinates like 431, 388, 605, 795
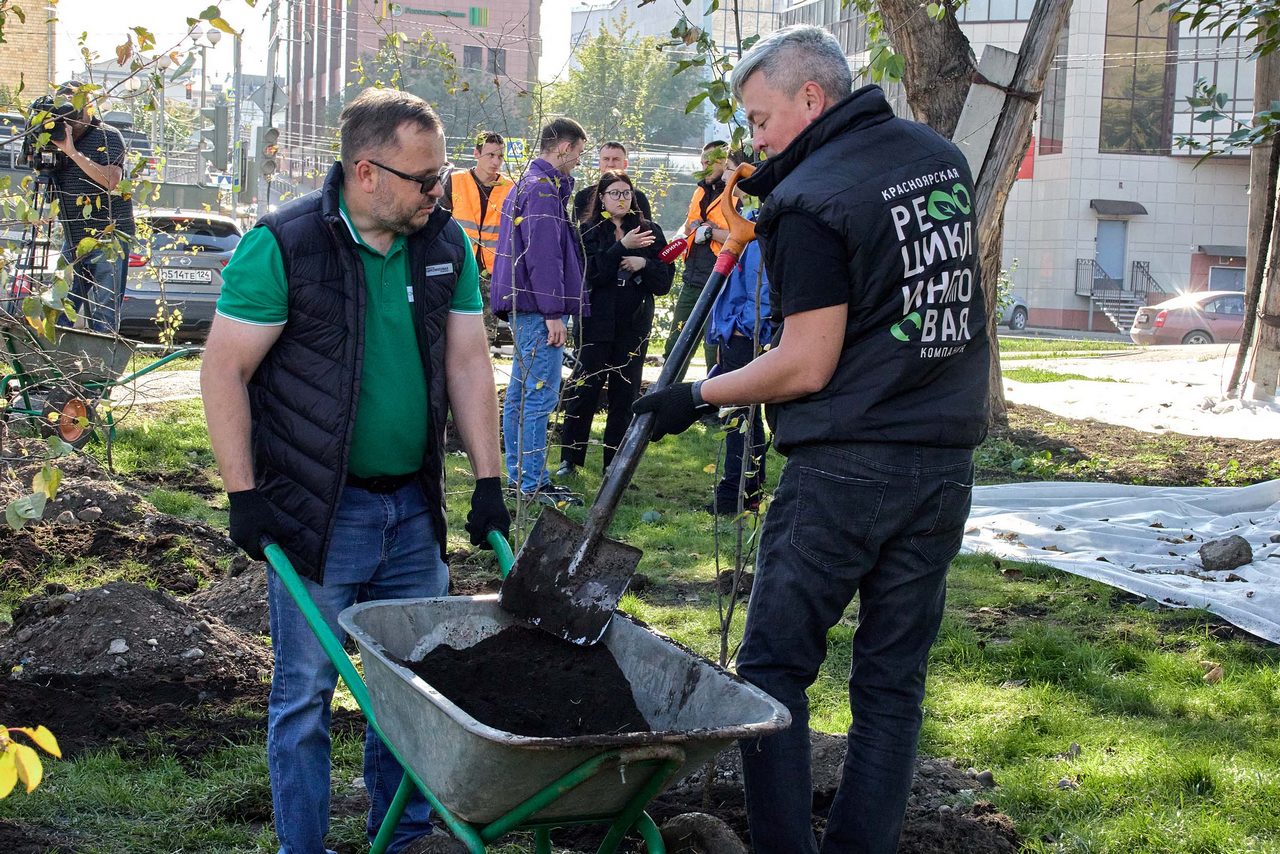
690, 379, 715, 412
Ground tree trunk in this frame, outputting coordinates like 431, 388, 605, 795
1237, 48, 1280, 400
1250, 173, 1280, 399
881, 0, 1073, 427
877, 0, 976, 137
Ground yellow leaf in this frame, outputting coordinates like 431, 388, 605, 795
13, 743, 41, 792
0, 750, 16, 798
14, 727, 61, 759
534, 380, 545, 390
513, 216, 524, 226
703, 464, 716, 473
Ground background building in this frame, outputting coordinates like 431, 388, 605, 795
0, 8, 54, 100
286, 0, 541, 171
782, 0, 1252, 333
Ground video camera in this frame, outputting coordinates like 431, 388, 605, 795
22, 95, 80, 173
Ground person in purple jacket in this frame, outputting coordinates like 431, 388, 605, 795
491, 118, 588, 506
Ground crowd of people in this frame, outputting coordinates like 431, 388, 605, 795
201, 22, 990, 854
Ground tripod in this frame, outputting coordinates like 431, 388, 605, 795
2, 172, 57, 318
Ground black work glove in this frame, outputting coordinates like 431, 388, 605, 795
466, 477, 511, 549
632, 381, 714, 441
227, 489, 279, 561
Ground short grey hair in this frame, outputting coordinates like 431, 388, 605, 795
730, 25, 853, 103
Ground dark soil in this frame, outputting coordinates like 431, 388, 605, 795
189, 557, 271, 636
403, 625, 650, 738
988, 404, 1280, 486
0, 820, 80, 854
555, 732, 1019, 854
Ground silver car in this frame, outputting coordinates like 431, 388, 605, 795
119, 211, 242, 342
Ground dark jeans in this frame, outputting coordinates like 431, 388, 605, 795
662, 266, 717, 382
716, 334, 767, 508
559, 335, 647, 470
737, 442, 974, 854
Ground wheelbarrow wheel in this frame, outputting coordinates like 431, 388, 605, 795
40, 390, 98, 448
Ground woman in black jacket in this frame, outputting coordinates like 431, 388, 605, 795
558, 171, 675, 476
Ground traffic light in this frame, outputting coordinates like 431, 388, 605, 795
261, 126, 280, 177
200, 103, 229, 172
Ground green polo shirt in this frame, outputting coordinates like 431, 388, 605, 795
216, 194, 483, 478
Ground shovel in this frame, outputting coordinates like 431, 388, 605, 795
500, 163, 759, 644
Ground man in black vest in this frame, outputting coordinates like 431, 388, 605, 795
201, 88, 510, 854
633, 25, 990, 854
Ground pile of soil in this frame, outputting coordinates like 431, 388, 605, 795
403, 626, 650, 738
189, 557, 271, 636
0, 581, 270, 707
0, 820, 79, 854
650, 732, 1018, 854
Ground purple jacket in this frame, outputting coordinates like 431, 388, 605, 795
491, 157, 587, 318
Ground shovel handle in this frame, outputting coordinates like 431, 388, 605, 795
576, 166, 761, 560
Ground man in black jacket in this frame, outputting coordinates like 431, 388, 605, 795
634, 25, 989, 854
571, 141, 652, 222
201, 88, 509, 854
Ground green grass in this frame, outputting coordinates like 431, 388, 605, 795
999, 337, 1137, 357
97, 398, 217, 475
6, 400, 1280, 853
1004, 366, 1121, 383
121, 350, 204, 376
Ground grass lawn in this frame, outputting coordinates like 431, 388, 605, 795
999, 337, 1137, 361
2, 395, 1279, 853
1003, 366, 1122, 384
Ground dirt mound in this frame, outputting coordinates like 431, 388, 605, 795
0, 581, 269, 691
639, 732, 1019, 854
189, 557, 271, 636
0, 820, 79, 854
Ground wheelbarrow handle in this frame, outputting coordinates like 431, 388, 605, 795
487, 528, 516, 579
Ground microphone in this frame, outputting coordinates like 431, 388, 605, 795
657, 237, 688, 264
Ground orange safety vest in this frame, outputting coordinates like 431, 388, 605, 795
450, 169, 514, 274
684, 184, 733, 258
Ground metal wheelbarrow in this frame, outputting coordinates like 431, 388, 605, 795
1, 316, 199, 448
265, 532, 790, 853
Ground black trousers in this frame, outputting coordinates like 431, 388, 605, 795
559, 335, 648, 470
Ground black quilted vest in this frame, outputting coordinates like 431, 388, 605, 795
739, 85, 990, 452
251, 162, 467, 583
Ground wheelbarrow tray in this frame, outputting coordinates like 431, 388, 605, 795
2, 319, 134, 389
339, 595, 790, 825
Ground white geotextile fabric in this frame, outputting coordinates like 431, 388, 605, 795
964, 480, 1280, 643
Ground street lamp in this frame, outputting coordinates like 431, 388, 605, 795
199, 27, 223, 110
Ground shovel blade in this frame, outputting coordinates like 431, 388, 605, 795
499, 507, 642, 645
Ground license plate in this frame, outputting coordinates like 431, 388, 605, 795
1135, 312, 1148, 324
160, 268, 213, 283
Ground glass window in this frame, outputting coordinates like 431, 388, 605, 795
487, 47, 506, 75
1098, 0, 1173, 154
1171, 23, 1253, 155
1039, 29, 1068, 155
463, 45, 482, 70
988, 0, 1017, 20
1208, 268, 1246, 292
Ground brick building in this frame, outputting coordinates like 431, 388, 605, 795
0, 9, 54, 100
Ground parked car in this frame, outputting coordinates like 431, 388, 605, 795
118, 211, 242, 342
1129, 290, 1245, 346
1001, 294, 1029, 331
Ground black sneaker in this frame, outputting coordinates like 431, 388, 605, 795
525, 483, 584, 507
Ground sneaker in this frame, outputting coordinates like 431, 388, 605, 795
522, 483, 585, 507
554, 461, 578, 479
705, 497, 761, 516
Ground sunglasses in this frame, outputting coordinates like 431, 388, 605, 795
366, 159, 446, 195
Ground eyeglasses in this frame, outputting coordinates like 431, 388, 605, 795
604, 189, 633, 200
365, 159, 446, 195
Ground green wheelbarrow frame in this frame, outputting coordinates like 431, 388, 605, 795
264, 531, 682, 854
1, 321, 200, 448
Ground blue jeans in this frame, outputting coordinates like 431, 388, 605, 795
715, 335, 767, 508
503, 312, 566, 493
60, 244, 127, 333
266, 482, 449, 854
736, 442, 974, 854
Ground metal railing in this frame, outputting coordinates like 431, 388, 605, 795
1075, 258, 1123, 297
1130, 260, 1167, 296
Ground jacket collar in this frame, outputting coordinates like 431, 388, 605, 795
738, 84, 895, 200
529, 156, 575, 199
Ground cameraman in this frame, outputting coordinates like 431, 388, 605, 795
45, 82, 135, 333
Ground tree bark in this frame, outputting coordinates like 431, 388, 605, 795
877, 0, 976, 137
1236, 47, 1280, 400
1249, 172, 1280, 399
